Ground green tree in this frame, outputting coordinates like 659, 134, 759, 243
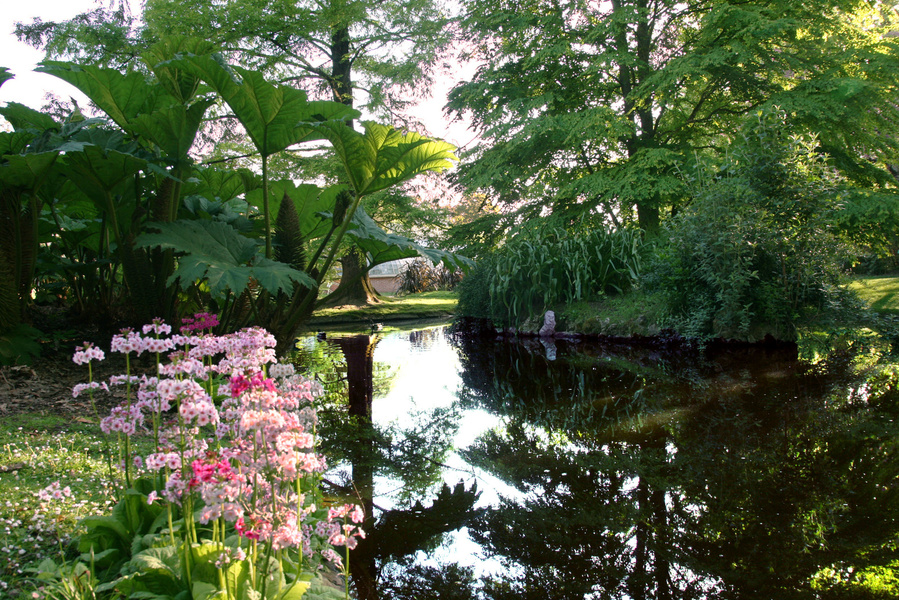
447, 0, 899, 236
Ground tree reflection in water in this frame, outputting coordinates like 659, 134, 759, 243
292, 328, 480, 599
455, 334, 899, 600
295, 326, 899, 599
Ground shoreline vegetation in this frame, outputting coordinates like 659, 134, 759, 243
308, 275, 899, 346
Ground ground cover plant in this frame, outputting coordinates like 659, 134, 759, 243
1, 314, 366, 600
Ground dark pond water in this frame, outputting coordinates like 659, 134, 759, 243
293, 324, 899, 600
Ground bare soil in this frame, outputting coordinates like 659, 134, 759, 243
0, 343, 153, 418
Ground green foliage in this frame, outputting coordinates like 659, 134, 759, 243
557, 291, 667, 337
833, 188, 899, 267
275, 191, 308, 272
136, 219, 316, 299
0, 323, 43, 365
27, 559, 100, 600
447, 0, 899, 237
313, 122, 457, 199
647, 108, 861, 341
397, 259, 464, 296
1, 39, 459, 347
0, 67, 13, 89
347, 207, 471, 275
455, 253, 497, 321
457, 223, 643, 326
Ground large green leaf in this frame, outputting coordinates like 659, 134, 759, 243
313, 121, 457, 197
129, 98, 215, 159
135, 219, 315, 298
347, 205, 472, 271
247, 181, 341, 240
37, 61, 211, 160
165, 54, 359, 157
60, 138, 149, 204
0, 152, 61, 189
0, 102, 58, 132
36, 61, 175, 133
184, 166, 249, 203
143, 37, 216, 103
0, 131, 33, 157
0, 67, 13, 89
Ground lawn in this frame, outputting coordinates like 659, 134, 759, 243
0, 414, 128, 593
306, 290, 458, 326
849, 275, 899, 315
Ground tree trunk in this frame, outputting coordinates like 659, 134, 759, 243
637, 201, 661, 236
334, 335, 379, 600
322, 249, 381, 307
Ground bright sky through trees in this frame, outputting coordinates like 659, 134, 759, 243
0, 1, 136, 108
0, 0, 475, 148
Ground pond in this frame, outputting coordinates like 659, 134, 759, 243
293, 323, 899, 600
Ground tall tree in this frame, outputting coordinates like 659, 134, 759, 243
447, 0, 899, 235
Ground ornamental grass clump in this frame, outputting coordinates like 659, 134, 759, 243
62, 315, 362, 600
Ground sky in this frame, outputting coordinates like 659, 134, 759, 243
0, 0, 477, 150
0, 0, 121, 109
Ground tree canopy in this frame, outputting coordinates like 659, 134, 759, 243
447, 0, 899, 235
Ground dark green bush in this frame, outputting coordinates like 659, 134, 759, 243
646, 108, 860, 341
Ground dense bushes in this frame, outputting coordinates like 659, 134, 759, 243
645, 109, 860, 341
457, 222, 643, 326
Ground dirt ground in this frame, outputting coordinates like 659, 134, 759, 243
0, 343, 149, 418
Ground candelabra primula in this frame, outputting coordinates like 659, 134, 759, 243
67, 315, 362, 600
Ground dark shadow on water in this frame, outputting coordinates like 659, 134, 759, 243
294, 327, 899, 599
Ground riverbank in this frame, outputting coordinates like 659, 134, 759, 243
305, 275, 899, 351
306, 291, 458, 326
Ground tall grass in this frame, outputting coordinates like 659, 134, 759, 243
458, 225, 643, 327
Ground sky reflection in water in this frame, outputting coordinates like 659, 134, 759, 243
297, 324, 899, 600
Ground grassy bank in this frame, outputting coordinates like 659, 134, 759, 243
307, 291, 458, 327
306, 277, 899, 338
849, 275, 899, 315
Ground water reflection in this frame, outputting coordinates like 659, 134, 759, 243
293, 328, 481, 600
294, 326, 899, 599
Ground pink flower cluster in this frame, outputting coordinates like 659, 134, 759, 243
72, 381, 109, 398
142, 318, 172, 336
72, 342, 105, 365
325, 504, 366, 549
71, 314, 360, 577
37, 481, 73, 502
180, 312, 219, 333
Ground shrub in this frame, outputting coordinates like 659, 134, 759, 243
396, 258, 463, 295
646, 108, 859, 341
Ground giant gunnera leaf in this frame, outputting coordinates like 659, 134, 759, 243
136, 220, 315, 299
